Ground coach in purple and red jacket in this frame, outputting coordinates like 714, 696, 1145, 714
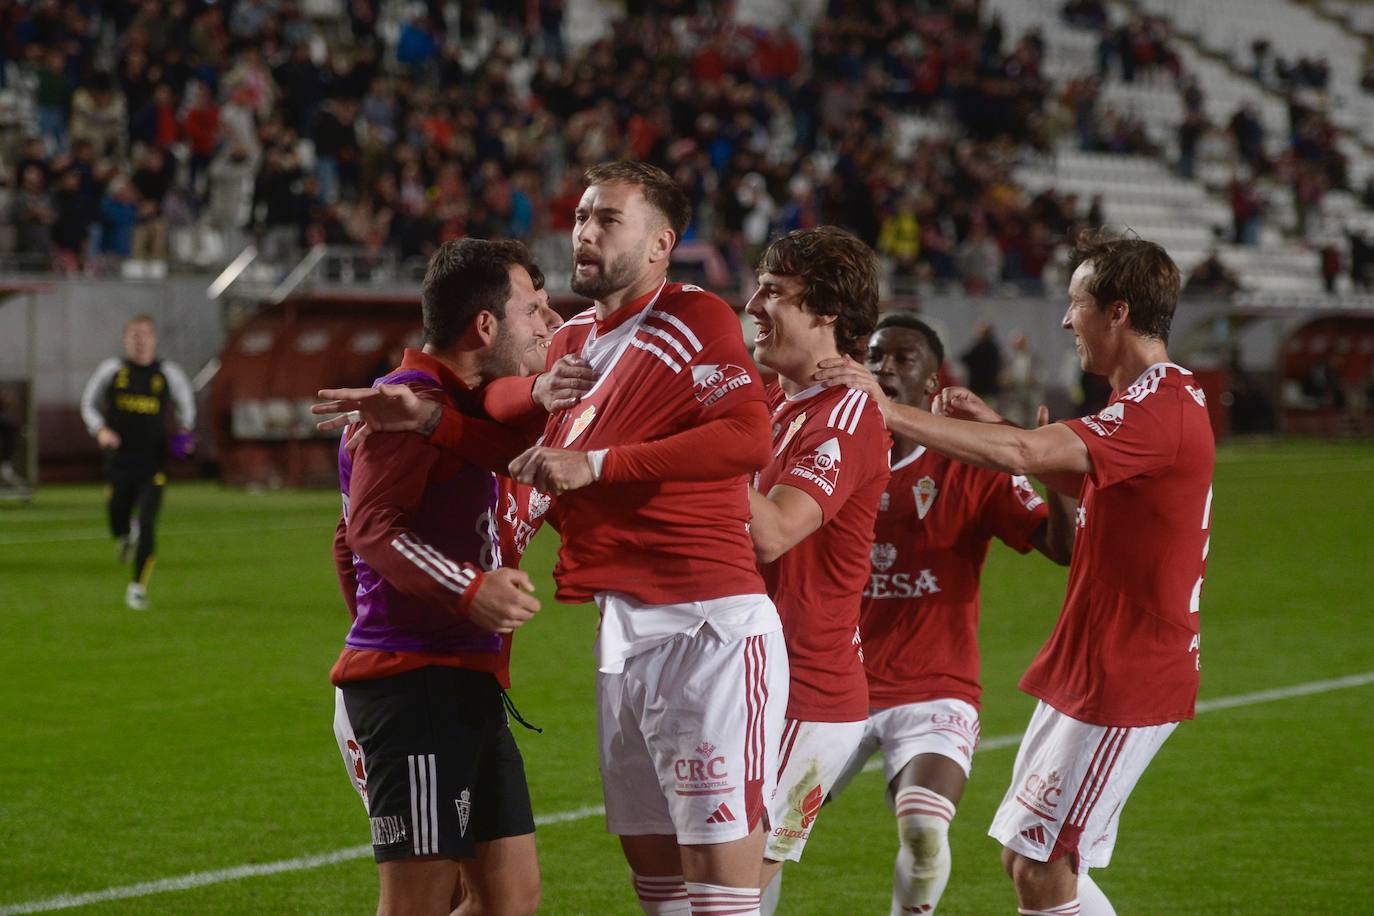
328, 238, 551, 916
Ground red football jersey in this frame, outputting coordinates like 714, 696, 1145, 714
541, 281, 769, 605
860, 447, 1048, 710
758, 383, 890, 722
1021, 362, 1215, 726
497, 477, 553, 570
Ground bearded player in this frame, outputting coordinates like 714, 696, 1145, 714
817, 232, 1214, 915
826, 311, 1075, 916
739, 227, 890, 914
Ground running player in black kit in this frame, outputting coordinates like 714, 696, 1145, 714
80, 315, 196, 610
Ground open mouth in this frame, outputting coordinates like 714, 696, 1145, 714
754, 319, 774, 345
574, 252, 600, 273
879, 383, 899, 398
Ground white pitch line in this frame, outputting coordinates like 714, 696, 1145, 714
0, 521, 326, 546
3, 673, 1370, 915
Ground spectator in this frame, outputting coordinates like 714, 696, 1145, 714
1184, 249, 1242, 297
879, 194, 922, 280
132, 83, 182, 151
99, 177, 140, 260
310, 95, 360, 204
1178, 110, 1206, 179
52, 168, 94, 271
1321, 243, 1341, 295
131, 147, 175, 260
961, 321, 1004, 399
69, 72, 128, 158
1001, 330, 1043, 428
957, 222, 1003, 294
252, 144, 307, 262
11, 165, 57, 263
1229, 171, 1264, 247
183, 81, 221, 198
33, 47, 72, 152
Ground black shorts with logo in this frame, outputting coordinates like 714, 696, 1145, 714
336, 667, 535, 863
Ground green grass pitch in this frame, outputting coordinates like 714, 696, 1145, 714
2, 440, 1372, 914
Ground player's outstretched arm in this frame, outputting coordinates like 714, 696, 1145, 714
816, 356, 1093, 479
314, 383, 440, 446
747, 484, 825, 565
464, 567, 540, 634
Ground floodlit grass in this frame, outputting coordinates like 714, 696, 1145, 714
2, 439, 1372, 913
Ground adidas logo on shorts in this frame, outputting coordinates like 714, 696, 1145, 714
705, 802, 736, 824
1020, 825, 1047, 846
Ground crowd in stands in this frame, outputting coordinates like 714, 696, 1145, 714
1, 0, 1105, 296
1056, 5, 1350, 252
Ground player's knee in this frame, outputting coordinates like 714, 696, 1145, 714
1007, 851, 1059, 895
896, 813, 950, 877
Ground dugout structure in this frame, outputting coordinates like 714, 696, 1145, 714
212, 290, 598, 487
0, 283, 48, 501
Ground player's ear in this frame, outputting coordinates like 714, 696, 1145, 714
471, 310, 497, 347
647, 223, 676, 265
924, 371, 940, 397
1108, 298, 1130, 328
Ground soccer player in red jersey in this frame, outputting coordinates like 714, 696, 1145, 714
329, 238, 550, 916
506, 161, 783, 916
826, 312, 1075, 916
817, 232, 1214, 915
737, 227, 890, 912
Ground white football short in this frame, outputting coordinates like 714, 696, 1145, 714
830, 698, 981, 804
598, 622, 789, 845
989, 701, 1177, 871
764, 718, 867, 862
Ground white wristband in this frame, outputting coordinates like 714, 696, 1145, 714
587, 448, 609, 481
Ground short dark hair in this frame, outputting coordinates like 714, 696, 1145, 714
874, 310, 945, 366
1069, 229, 1180, 342
757, 226, 880, 356
420, 238, 533, 349
584, 160, 692, 248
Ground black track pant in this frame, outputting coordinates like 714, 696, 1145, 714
107, 459, 165, 585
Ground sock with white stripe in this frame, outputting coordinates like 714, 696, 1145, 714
631, 871, 691, 914
1076, 874, 1115, 916
759, 869, 782, 916
685, 881, 761, 915
891, 785, 955, 915
1017, 900, 1080, 916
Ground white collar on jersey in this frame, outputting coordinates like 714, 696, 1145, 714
1128, 361, 1190, 388
577, 279, 669, 400
783, 380, 829, 402
890, 444, 927, 472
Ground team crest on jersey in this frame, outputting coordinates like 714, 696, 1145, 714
1082, 401, 1125, 437
1010, 475, 1045, 511
789, 436, 841, 494
871, 542, 897, 571
692, 363, 751, 406
913, 476, 938, 519
455, 789, 472, 836
565, 404, 597, 445
528, 488, 551, 520
776, 412, 807, 455
151, 374, 165, 394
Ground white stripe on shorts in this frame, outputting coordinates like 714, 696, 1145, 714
408, 754, 438, 855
